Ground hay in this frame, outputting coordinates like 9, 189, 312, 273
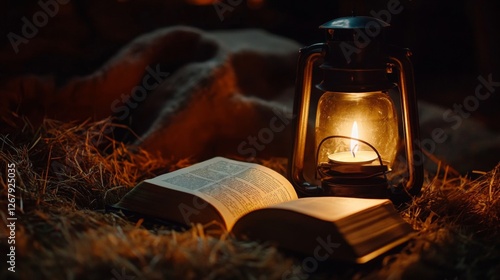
375, 163, 500, 280
1, 115, 499, 279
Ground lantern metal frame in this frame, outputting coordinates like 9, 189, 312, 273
288, 16, 424, 203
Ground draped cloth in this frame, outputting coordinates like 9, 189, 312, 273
1, 26, 299, 161
1, 26, 498, 172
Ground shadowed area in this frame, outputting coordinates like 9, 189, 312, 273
1, 1, 499, 279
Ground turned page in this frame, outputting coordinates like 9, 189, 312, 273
145, 157, 298, 229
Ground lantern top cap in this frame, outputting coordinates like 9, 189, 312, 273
319, 16, 390, 30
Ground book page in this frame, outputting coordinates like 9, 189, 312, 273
146, 157, 298, 229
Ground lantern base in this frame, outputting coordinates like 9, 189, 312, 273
318, 162, 388, 178
321, 177, 389, 199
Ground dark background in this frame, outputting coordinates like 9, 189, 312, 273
1, 0, 499, 130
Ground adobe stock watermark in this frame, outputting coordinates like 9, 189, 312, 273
178, 196, 210, 225
50, 159, 76, 188
110, 65, 169, 121
390, 73, 499, 188
111, 267, 137, 280
213, 0, 244, 21
237, 107, 295, 160
6, 163, 17, 273
339, 0, 403, 63
48, 65, 169, 184
415, 73, 499, 163
282, 235, 341, 280
91, 64, 170, 147
7, 0, 70, 54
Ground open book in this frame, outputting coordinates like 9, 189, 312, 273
114, 157, 414, 263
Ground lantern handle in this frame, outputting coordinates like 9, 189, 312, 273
289, 43, 327, 196
388, 46, 424, 199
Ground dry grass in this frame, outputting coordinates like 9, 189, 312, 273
375, 163, 500, 280
1, 115, 499, 279
0, 116, 292, 280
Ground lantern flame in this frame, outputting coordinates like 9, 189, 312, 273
350, 121, 359, 158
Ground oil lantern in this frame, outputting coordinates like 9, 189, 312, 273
289, 16, 424, 203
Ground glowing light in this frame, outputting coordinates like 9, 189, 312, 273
350, 121, 359, 157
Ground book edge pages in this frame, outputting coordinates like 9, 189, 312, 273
114, 181, 230, 229
233, 198, 413, 263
